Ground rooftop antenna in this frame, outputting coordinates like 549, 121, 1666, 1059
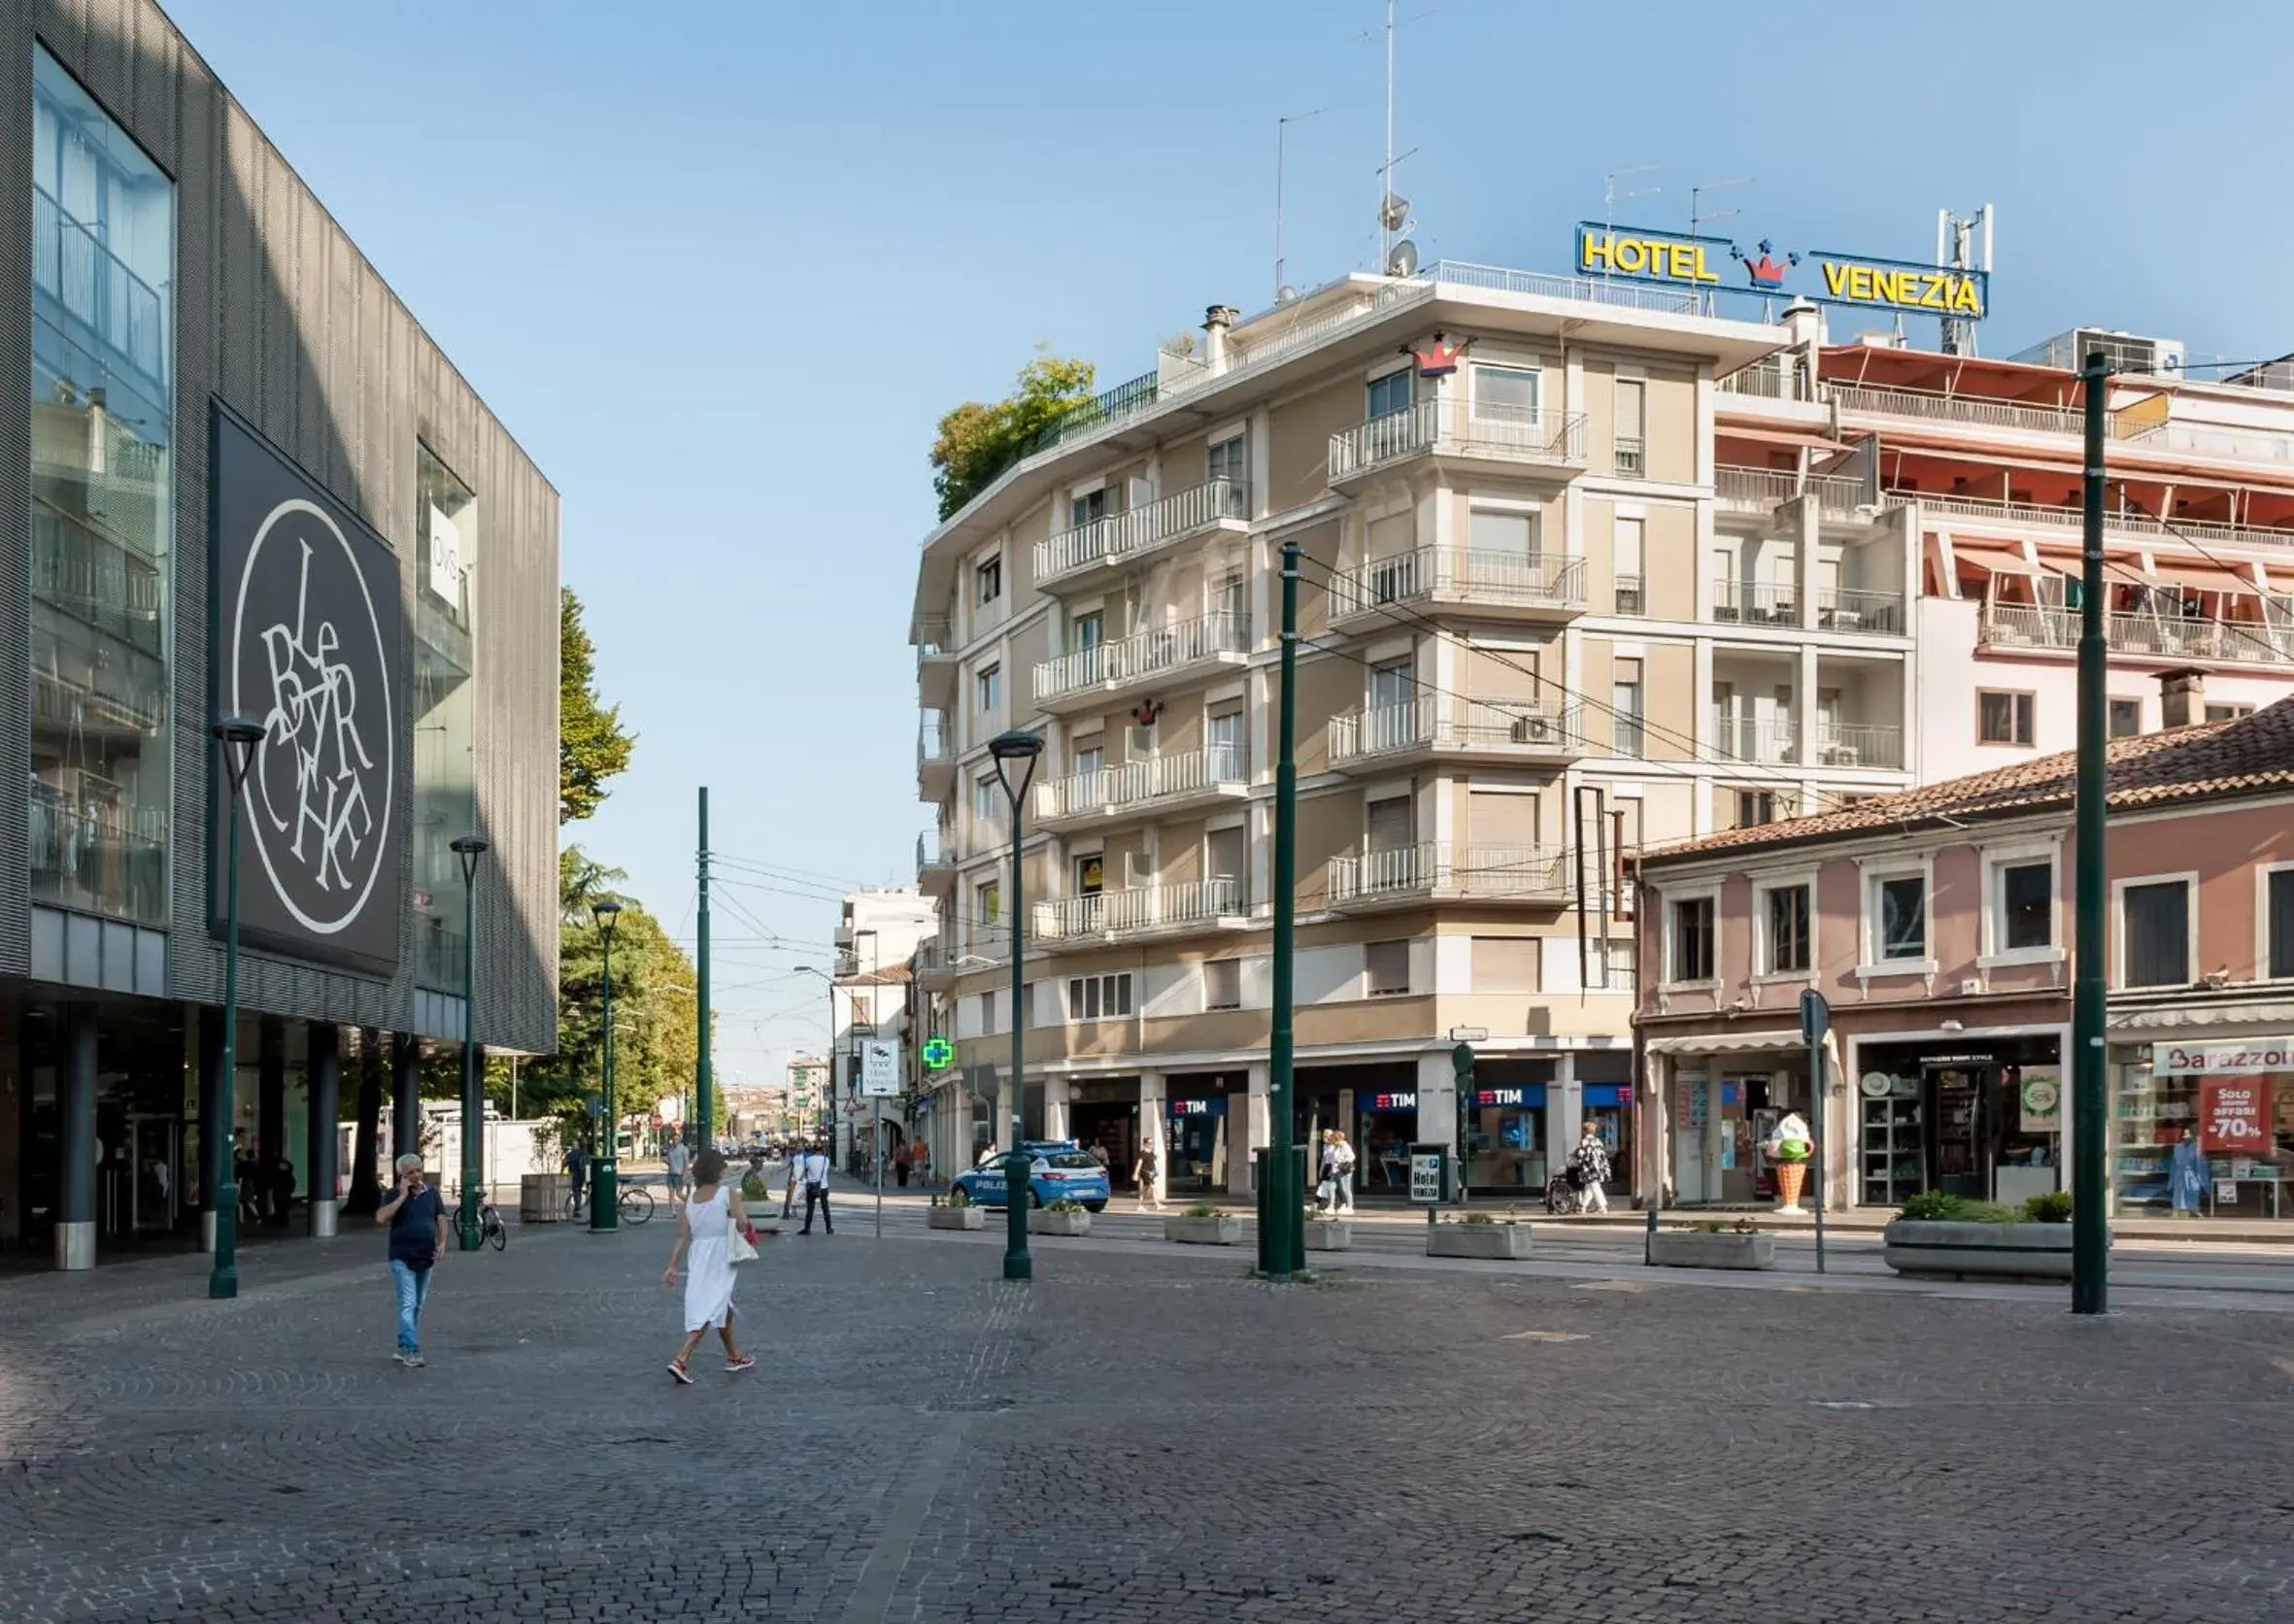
1274, 107, 1326, 304
1601, 165, 1660, 274
1378, 0, 1399, 271
1936, 202, 1994, 357
1690, 176, 1755, 239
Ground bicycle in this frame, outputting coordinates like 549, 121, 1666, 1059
446, 1186, 509, 1250
564, 1183, 657, 1226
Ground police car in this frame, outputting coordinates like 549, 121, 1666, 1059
951, 1139, 1111, 1212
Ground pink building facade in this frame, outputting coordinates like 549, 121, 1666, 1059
1634, 697, 2294, 1221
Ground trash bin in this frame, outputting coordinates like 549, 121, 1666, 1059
521, 1173, 567, 1223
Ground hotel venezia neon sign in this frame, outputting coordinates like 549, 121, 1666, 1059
1574, 223, 1987, 320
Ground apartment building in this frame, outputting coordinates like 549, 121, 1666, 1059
909, 261, 1827, 1204
826, 889, 934, 1166
1634, 687, 2294, 1223
1716, 317, 2294, 786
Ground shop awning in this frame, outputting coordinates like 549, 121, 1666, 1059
2109, 999, 2294, 1033
1950, 542, 2037, 576
1645, 1030, 1803, 1058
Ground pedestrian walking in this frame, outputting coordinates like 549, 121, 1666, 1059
1132, 1139, 1163, 1212
235, 1141, 262, 1224
913, 1140, 931, 1188
1569, 1125, 1612, 1215
1330, 1129, 1357, 1215
894, 1142, 912, 1188
661, 1149, 758, 1384
1315, 1131, 1338, 1214
377, 1153, 446, 1368
797, 1142, 834, 1235
780, 1147, 800, 1220
561, 1140, 590, 1209
663, 1138, 690, 1201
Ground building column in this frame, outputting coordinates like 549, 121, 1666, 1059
1642, 1052, 1673, 1205
996, 1068, 1018, 1159
1235, 1064, 1269, 1195
305, 1024, 340, 1237
391, 1032, 421, 1162
257, 1019, 286, 1223
1415, 1049, 1457, 1179
1553, 1050, 1582, 1181
198, 1007, 225, 1252
1042, 1074, 1070, 1143
347, 1028, 384, 1217
1138, 1069, 1166, 1204
54, 1003, 98, 1270
1795, 643, 1820, 771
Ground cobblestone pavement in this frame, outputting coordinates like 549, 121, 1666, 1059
3, 1220, 2291, 1622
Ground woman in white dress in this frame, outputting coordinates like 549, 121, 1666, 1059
661, 1149, 757, 1383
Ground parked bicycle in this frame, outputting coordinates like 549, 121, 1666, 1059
444, 1186, 510, 1250
565, 1183, 656, 1226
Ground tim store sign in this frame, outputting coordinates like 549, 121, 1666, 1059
2153, 1040, 2294, 1076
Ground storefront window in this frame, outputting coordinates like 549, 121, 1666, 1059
2114, 1053, 2289, 1219
413, 446, 478, 991
1854, 1038, 2062, 1205
1167, 1095, 1229, 1194
1583, 1083, 1635, 1194
1466, 1084, 1545, 1192
28, 47, 175, 924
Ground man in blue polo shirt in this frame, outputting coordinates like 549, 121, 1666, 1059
377, 1153, 448, 1367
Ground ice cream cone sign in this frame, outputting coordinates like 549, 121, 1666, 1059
1766, 1112, 1813, 1213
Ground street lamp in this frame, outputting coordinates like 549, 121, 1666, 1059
208, 714, 264, 1301
793, 964, 837, 1156
450, 833, 489, 1250
590, 897, 624, 1233
988, 727, 1044, 1283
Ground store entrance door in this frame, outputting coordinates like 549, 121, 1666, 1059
1925, 1062, 1996, 1200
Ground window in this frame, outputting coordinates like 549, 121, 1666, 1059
2269, 870, 2294, 979
1070, 611, 1102, 653
1468, 506, 1539, 558
975, 555, 1001, 605
414, 444, 480, 992
1366, 368, 1412, 421
1066, 972, 1133, 1021
1614, 378, 1646, 475
1612, 659, 1644, 757
1071, 488, 1106, 529
1612, 517, 1645, 614
973, 880, 1000, 932
2206, 702, 2255, 723
975, 990, 997, 1032
1978, 690, 2036, 746
1471, 364, 1539, 424
975, 663, 1000, 713
1872, 873, 1928, 962
1997, 861, 2053, 953
1073, 853, 1103, 895
2108, 698, 2142, 738
1670, 897, 1715, 982
1365, 939, 1411, 996
1736, 790, 1777, 829
972, 774, 1001, 825
1204, 958, 1241, 1010
1366, 795, 1415, 853
1206, 709, 1245, 778
1207, 433, 1245, 489
1763, 884, 1811, 973
2122, 879, 2191, 988
1369, 657, 1415, 723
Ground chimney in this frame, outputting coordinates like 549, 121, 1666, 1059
1202, 304, 1239, 370
2159, 667, 2207, 728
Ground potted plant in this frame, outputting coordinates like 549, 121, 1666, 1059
1881, 1190, 2091, 1280
1028, 1197, 1093, 1237
1304, 1205, 1353, 1251
1426, 1209, 1533, 1260
1764, 1112, 1814, 1214
927, 1187, 984, 1231
1164, 1201, 1242, 1246
1648, 1216, 1774, 1271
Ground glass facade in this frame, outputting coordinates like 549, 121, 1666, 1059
412, 446, 478, 990
27, 48, 175, 924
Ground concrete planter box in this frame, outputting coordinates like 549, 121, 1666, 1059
1649, 1230, 1776, 1271
1304, 1220, 1353, 1252
1882, 1219, 2083, 1280
1164, 1215, 1242, 1246
1028, 1208, 1093, 1237
1428, 1223, 1533, 1261
927, 1205, 985, 1232
519, 1173, 567, 1223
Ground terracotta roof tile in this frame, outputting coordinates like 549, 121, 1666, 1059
1641, 694, 2294, 867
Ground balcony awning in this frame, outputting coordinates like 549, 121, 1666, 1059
1717, 424, 1846, 454
2142, 558, 2259, 595
1950, 542, 2037, 576
2031, 546, 2143, 577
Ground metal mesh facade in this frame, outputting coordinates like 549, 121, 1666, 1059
2, 0, 561, 1053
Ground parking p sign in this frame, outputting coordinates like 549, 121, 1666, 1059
860, 1039, 899, 1099
1408, 1150, 1447, 1204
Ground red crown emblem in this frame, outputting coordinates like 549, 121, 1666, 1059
1732, 239, 1801, 289
1409, 336, 1467, 377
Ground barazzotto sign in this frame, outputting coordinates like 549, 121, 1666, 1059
2152, 1040, 2294, 1075
211, 405, 405, 975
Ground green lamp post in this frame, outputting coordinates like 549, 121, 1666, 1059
208, 714, 265, 1301
450, 833, 489, 1250
988, 727, 1044, 1282
590, 897, 624, 1233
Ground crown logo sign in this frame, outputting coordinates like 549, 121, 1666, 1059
1408, 333, 1467, 377
1732, 239, 1800, 288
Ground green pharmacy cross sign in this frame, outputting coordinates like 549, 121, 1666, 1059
922, 1035, 954, 1072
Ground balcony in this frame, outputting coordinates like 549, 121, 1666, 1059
1033, 744, 1248, 829
1031, 611, 1252, 712
1326, 843, 1570, 910
1831, 383, 2082, 438
917, 709, 954, 801
917, 614, 957, 707
1811, 722, 1905, 771
1915, 491, 2294, 554
1712, 580, 1801, 626
1328, 546, 1587, 627
917, 828, 957, 895
1328, 694, 1586, 770
1711, 711, 1798, 764
1817, 586, 1905, 636
1032, 478, 1247, 589
1033, 877, 1246, 943
1329, 400, 1587, 487
1715, 465, 1887, 520
1978, 604, 2294, 667
1717, 357, 1815, 402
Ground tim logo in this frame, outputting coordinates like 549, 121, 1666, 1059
1733, 239, 1801, 289
230, 499, 394, 936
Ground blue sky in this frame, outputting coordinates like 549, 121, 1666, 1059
163, 0, 2294, 1087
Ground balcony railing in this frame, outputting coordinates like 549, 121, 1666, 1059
1612, 574, 1646, 616
917, 829, 954, 871
1817, 587, 1905, 635
1831, 383, 2082, 438
1812, 723, 1904, 770
918, 710, 951, 769
1034, 745, 1248, 822
1032, 611, 1252, 703
1916, 491, 2294, 552
1613, 435, 1645, 477
1715, 466, 1800, 511
1327, 842, 1570, 905
1330, 400, 1587, 482
1717, 356, 1815, 401
1979, 604, 2294, 666
1328, 546, 1587, 618
1032, 478, 1247, 585
1328, 694, 1584, 764
1713, 580, 1801, 625
916, 613, 953, 653
1423, 259, 1702, 314
1711, 712, 1798, 763
1034, 877, 1246, 941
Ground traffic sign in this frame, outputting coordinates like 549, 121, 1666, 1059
860, 1039, 899, 1098
922, 1034, 954, 1072
1408, 1149, 1447, 1204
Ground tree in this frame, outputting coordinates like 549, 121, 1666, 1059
559, 588, 635, 824
928, 349, 1096, 520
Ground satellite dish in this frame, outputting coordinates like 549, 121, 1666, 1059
1386, 239, 1419, 278
1380, 191, 1411, 232
1276, 285, 1299, 305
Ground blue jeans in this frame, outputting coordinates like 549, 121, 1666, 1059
389, 1259, 434, 1354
